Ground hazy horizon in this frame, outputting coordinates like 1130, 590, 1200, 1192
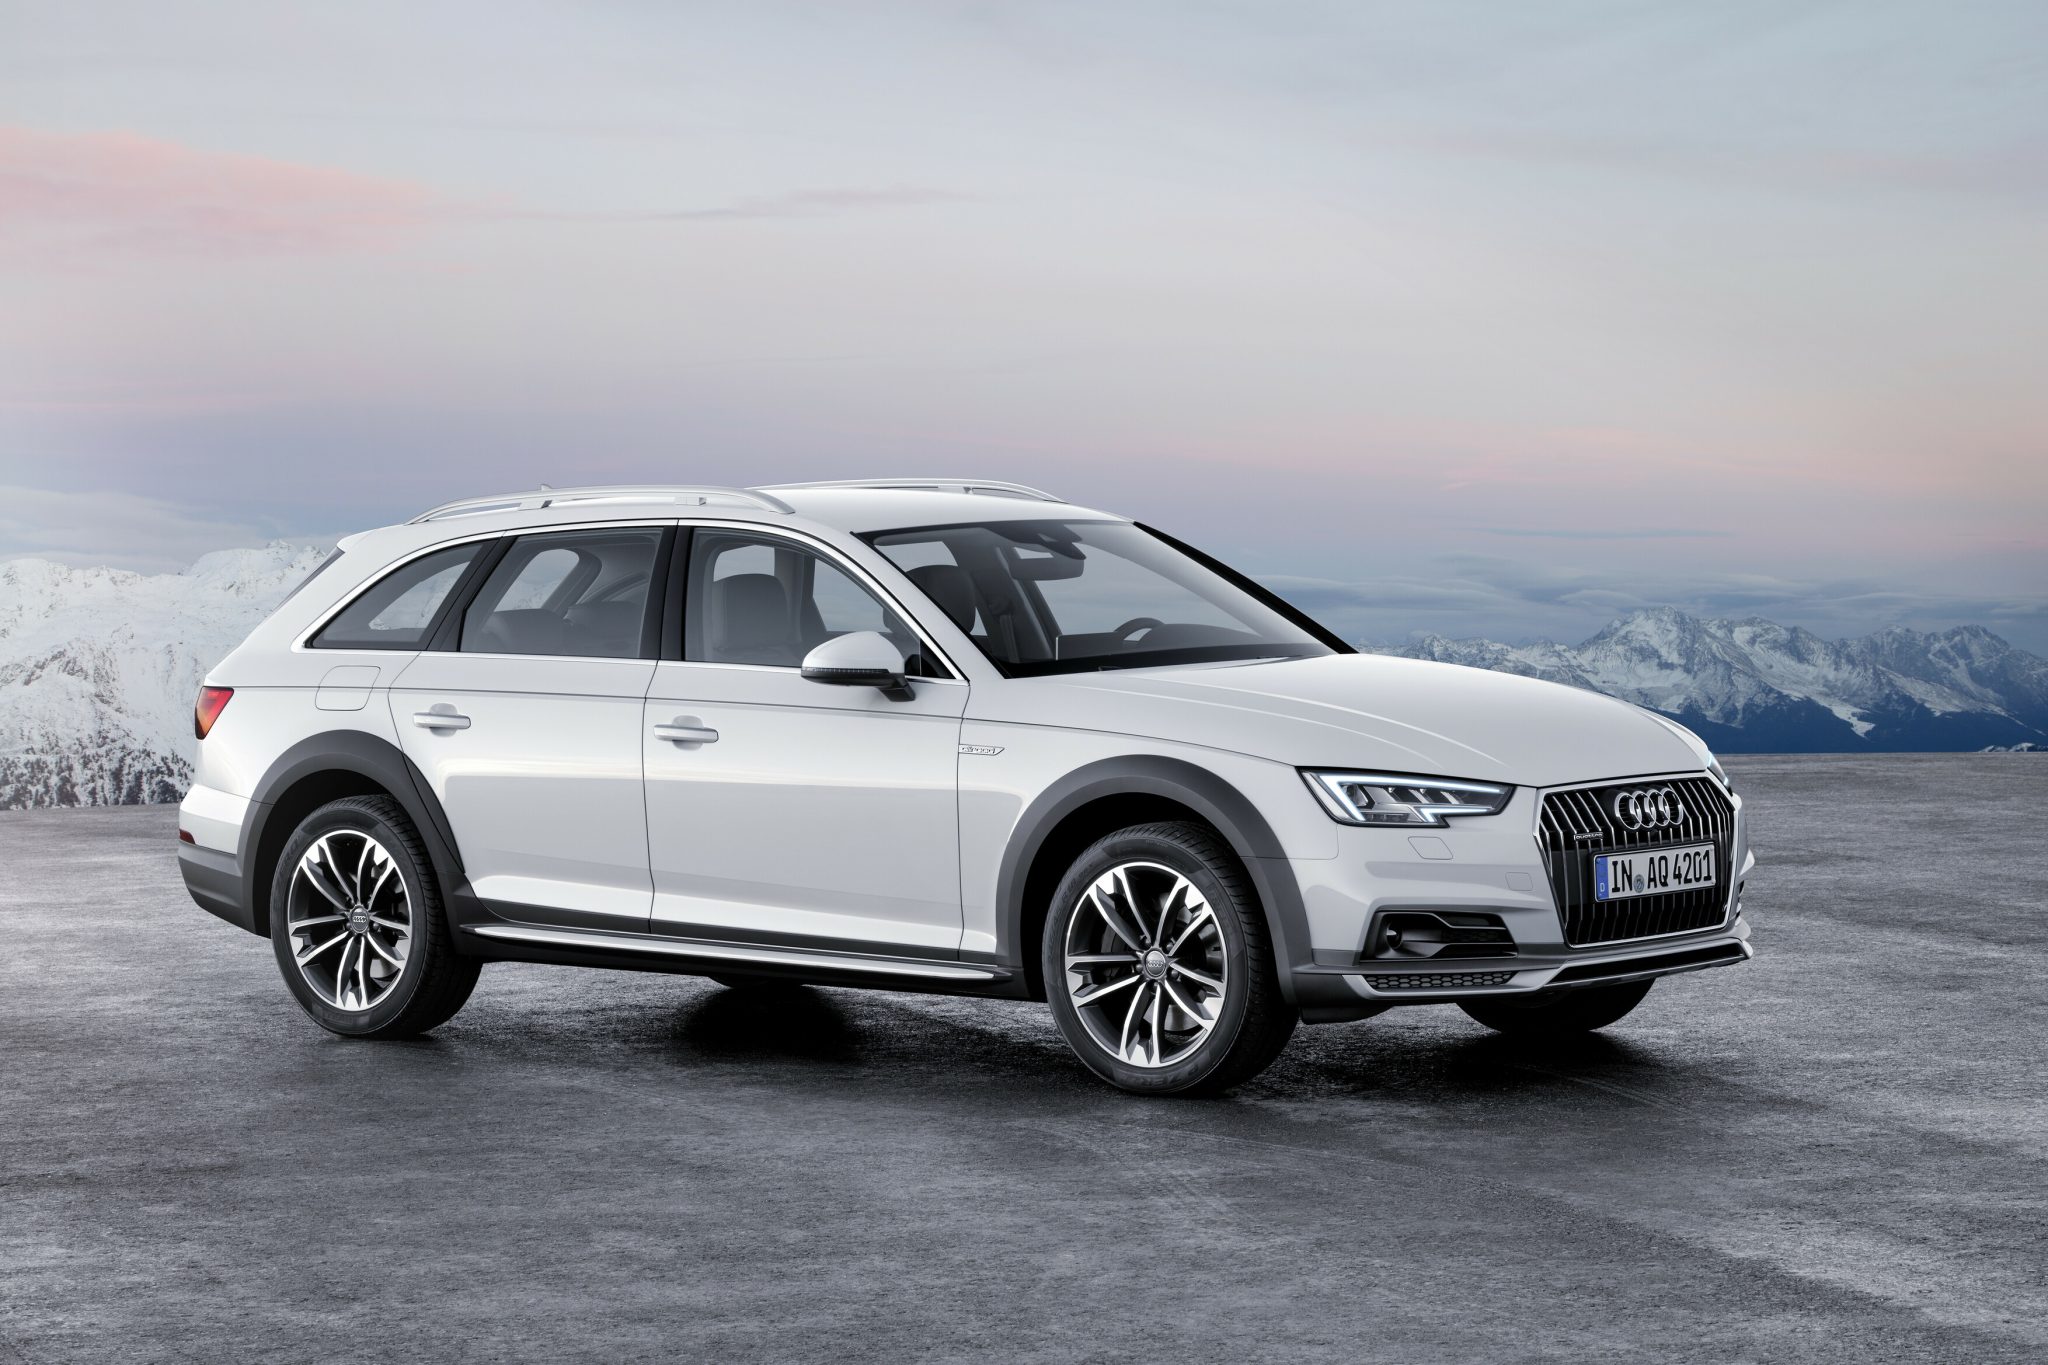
9, 529, 2043, 659
5, 2, 2044, 649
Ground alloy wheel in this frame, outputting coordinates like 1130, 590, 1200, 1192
285, 830, 412, 1012
1061, 861, 1228, 1068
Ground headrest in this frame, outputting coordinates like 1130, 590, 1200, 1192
907, 563, 977, 632
564, 600, 643, 655
473, 609, 566, 656
710, 573, 792, 653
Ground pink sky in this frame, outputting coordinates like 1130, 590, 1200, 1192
2, 2, 2043, 649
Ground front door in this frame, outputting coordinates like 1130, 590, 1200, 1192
392, 526, 668, 927
643, 528, 967, 954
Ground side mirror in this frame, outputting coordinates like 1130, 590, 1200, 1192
801, 631, 911, 698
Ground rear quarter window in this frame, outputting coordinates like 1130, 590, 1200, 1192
309, 543, 481, 651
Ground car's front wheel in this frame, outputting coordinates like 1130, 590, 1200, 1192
269, 795, 480, 1038
1459, 979, 1653, 1038
1044, 821, 1296, 1096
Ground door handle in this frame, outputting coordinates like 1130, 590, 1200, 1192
413, 711, 472, 731
653, 721, 720, 745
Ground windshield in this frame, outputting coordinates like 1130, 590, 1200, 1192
862, 520, 1340, 676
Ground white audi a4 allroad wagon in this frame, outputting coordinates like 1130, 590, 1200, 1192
178, 480, 1754, 1094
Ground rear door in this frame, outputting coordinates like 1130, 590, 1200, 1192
391, 525, 670, 928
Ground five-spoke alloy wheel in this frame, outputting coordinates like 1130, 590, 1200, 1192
269, 795, 479, 1038
1045, 821, 1295, 1095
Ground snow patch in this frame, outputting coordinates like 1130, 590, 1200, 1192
1373, 608, 2048, 749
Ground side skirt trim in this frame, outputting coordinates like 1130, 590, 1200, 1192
464, 922, 1007, 982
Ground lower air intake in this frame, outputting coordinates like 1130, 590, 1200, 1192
1362, 970, 1516, 991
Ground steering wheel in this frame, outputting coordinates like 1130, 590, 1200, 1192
1112, 617, 1165, 642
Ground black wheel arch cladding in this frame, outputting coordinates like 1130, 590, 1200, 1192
995, 754, 1310, 1004
238, 729, 466, 936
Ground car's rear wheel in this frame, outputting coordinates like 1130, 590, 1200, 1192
1459, 979, 1653, 1038
269, 795, 480, 1038
1044, 821, 1296, 1096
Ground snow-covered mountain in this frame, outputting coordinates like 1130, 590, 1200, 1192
0, 543, 329, 807
4, 549, 2041, 808
1377, 607, 2048, 753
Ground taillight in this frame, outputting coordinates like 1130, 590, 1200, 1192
195, 686, 233, 739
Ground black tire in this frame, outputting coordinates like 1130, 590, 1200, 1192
1043, 821, 1296, 1096
1459, 979, 1653, 1038
708, 972, 811, 993
269, 795, 480, 1039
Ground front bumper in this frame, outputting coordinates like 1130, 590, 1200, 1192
1281, 773, 1755, 1023
1289, 919, 1752, 1021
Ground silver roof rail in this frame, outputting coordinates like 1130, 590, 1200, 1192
759, 478, 1064, 503
410, 485, 795, 523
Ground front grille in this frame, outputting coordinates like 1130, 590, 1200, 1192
1538, 775, 1734, 946
1362, 970, 1516, 991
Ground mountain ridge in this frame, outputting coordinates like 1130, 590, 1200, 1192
0, 543, 330, 807
2, 550, 2041, 808
1373, 607, 2048, 753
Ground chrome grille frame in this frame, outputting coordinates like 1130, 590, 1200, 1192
1535, 773, 1736, 947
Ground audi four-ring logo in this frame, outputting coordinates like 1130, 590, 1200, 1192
1612, 785, 1687, 830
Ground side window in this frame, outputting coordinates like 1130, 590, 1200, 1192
461, 528, 662, 659
868, 536, 984, 637
492, 547, 582, 610
810, 559, 889, 635
310, 543, 480, 651
685, 532, 941, 675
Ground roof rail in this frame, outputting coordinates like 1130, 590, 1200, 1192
410, 485, 795, 523
758, 478, 1064, 504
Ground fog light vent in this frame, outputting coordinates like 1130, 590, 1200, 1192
1362, 910, 1516, 962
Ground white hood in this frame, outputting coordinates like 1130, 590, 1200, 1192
1011, 653, 1709, 789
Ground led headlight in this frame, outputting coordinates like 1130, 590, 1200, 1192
1301, 771, 1512, 827
1707, 755, 1734, 792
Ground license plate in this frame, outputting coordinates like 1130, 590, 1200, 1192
1595, 843, 1716, 900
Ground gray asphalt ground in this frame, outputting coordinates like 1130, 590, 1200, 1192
3, 754, 2046, 1363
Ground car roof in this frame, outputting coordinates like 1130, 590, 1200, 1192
767, 484, 1125, 534
395, 480, 1127, 540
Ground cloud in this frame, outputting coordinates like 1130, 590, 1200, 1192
1482, 527, 1735, 541
0, 126, 449, 261
1375, 126, 2048, 205
1261, 574, 1520, 614
0, 485, 341, 574
607, 187, 971, 222
0, 125, 966, 264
